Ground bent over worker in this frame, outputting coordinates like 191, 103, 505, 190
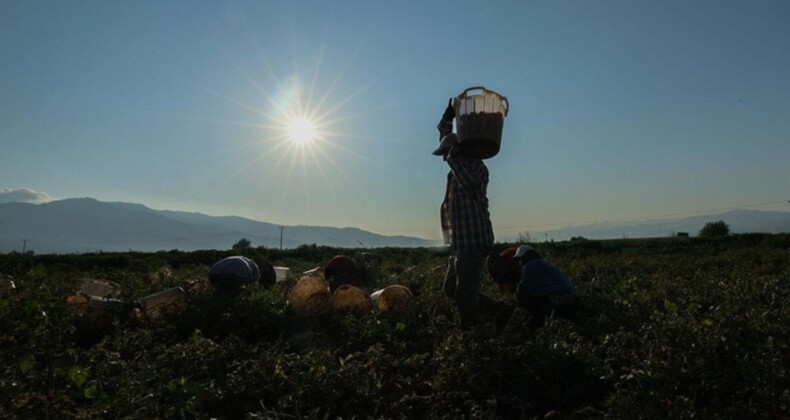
488, 245, 578, 330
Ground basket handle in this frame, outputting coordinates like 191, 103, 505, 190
458, 86, 488, 97
456, 86, 509, 117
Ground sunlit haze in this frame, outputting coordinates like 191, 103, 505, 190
286, 117, 319, 146
1, 1, 788, 241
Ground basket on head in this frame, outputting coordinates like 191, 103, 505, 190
453, 86, 509, 159
331, 284, 373, 315
288, 274, 331, 314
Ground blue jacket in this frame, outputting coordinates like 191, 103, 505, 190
209, 256, 260, 283
517, 259, 576, 303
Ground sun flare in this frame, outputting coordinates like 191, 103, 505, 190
199, 51, 380, 211
285, 116, 318, 146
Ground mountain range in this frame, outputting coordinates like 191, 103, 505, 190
525, 209, 790, 241
1, 198, 789, 254
0, 198, 436, 254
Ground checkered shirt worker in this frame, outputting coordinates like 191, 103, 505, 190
434, 99, 507, 330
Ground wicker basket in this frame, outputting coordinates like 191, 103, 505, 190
137, 287, 189, 322
66, 293, 121, 319
371, 285, 413, 315
288, 274, 331, 314
331, 284, 373, 315
453, 86, 509, 159
78, 279, 121, 299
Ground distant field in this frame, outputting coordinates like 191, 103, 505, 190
1, 235, 788, 418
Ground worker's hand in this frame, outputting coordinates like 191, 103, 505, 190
497, 283, 513, 295
441, 98, 455, 121
436, 98, 454, 139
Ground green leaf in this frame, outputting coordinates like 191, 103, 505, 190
31, 264, 46, 277
663, 299, 678, 315
83, 386, 98, 398
68, 366, 89, 387
395, 322, 406, 332
19, 356, 35, 374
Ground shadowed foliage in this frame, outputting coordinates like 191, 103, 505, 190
1, 234, 788, 418
698, 220, 731, 238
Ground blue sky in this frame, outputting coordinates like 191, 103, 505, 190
1, 0, 789, 240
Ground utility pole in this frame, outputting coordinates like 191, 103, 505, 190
279, 227, 284, 250
20, 239, 31, 253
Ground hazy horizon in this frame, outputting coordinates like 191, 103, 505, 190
3, 192, 789, 243
2, 1, 789, 240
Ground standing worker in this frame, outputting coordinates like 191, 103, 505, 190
434, 99, 509, 330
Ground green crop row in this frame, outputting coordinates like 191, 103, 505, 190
1, 235, 788, 419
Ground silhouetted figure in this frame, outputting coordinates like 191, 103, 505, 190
488, 245, 578, 330
435, 99, 508, 330
209, 254, 275, 293
323, 252, 380, 291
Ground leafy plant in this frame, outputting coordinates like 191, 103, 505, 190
698, 220, 730, 237
0, 235, 787, 418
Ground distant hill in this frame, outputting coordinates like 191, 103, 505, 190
524, 209, 790, 241
3, 198, 788, 253
0, 198, 436, 254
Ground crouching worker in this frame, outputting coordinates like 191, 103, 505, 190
209, 254, 276, 293
323, 252, 380, 291
488, 245, 578, 330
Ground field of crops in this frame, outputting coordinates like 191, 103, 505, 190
1, 235, 788, 419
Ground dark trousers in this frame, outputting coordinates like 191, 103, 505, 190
443, 249, 508, 329
522, 295, 579, 330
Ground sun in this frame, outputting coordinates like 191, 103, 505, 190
285, 116, 319, 146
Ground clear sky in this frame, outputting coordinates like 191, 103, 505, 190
2, 0, 789, 240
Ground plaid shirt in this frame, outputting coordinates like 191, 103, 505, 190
440, 151, 495, 252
